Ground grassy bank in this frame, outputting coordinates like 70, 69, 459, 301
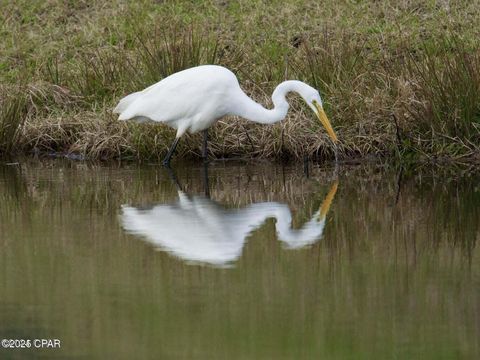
1, 0, 479, 162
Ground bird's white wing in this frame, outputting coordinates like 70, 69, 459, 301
116, 65, 237, 124
117, 78, 189, 122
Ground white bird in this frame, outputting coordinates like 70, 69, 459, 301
113, 65, 338, 166
120, 182, 338, 266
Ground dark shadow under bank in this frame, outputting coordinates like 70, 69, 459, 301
2, 153, 479, 192
2, 149, 480, 174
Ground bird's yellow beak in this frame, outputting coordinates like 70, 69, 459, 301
313, 101, 338, 143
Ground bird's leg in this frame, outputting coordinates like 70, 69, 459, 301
202, 129, 209, 162
303, 155, 310, 178
164, 165, 183, 191
162, 137, 180, 167
202, 161, 210, 198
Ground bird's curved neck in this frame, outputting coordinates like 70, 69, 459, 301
234, 81, 305, 124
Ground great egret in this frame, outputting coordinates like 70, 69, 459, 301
113, 65, 337, 166
121, 181, 338, 266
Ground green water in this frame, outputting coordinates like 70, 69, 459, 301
0, 160, 479, 359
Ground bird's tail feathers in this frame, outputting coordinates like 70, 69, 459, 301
113, 91, 142, 115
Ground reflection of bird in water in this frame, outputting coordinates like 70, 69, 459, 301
121, 172, 338, 266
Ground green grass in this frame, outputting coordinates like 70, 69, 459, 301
1, 0, 479, 161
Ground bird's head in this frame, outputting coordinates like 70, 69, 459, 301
304, 90, 338, 144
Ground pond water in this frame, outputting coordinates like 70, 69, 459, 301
0, 160, 479, 359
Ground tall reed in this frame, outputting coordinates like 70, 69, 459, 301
0, 89, 28, 154
405, 41, 480, 141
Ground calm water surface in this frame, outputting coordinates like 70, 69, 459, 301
0, 160, 479, 359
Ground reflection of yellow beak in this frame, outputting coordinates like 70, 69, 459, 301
319, 181, 339, 220
313, 101, 338, 143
